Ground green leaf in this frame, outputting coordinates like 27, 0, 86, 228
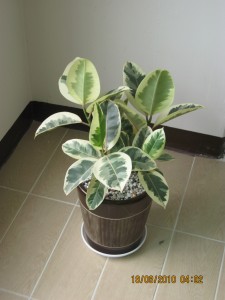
35, 112, 82, 137
105, 101, 121, 151
123, 61, 145, 97
89, 104, 106, 149
86, 176, 107, 210
121, 114, 135, 143
157, 153, 174, 161
120, 147, 156, 171
138, 170, 169, 208
142, 128, 166, 159
64, 158, 97, 195
120, 131, 130, 147
115, 100, 146, 132
109, 136, 125, 153
135, 69, 174, 115
62, 139, 101, 160
153, 103, 203, 128
132, 125, 152, 148
66, 57, 100, 106
93, 152, 132, 192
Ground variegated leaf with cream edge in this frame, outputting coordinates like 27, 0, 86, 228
64, 158, 97, 195
157, 153, 174, 161
120, 146, 156, 171
35, 112, 82, 137
115, 100, 146, 132
138, 170, 169, 208
86, 176, 107, 210
89, 104, 106, 150
58, 58, 80, 103
93, 152, 132, 192
153, 103, 203, 128
66, 57, 100, 106
135, 70, 174, 115
132, 125, 152, 148
142, 128, 166, 160
105, 101, 121, 151
62, 139, 101, 160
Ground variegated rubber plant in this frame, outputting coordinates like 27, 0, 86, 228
35, 57, 202, 210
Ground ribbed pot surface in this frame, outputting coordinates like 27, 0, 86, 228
77, 185, 152, 255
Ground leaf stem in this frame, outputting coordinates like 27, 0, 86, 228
146, 115, 152, 126
81, 121, 90, 127
83, 107, 91, 125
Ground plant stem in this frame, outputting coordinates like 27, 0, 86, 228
83, 107, 91, 126
146, 115, 152, 126
81, 121, 90, 127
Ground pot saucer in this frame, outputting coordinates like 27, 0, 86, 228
81, 223, 147, 258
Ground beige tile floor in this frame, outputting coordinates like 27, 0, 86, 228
0, 121, 224, 300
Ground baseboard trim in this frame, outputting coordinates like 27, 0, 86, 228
0, 102, 33, 167
0, 101, 224, 167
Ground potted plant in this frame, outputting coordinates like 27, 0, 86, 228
35, 57, 202, 256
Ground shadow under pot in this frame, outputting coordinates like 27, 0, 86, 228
77, 184, 152, 256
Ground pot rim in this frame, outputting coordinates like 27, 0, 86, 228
78, 183, 148, 206
79, 198, 152, 221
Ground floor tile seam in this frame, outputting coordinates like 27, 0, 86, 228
174, 229, 225, 245
0, 193, 29, 244
152, 156, 196, 300
30, 192, 76, 206
0, 130, 69, 244
0, 128, 68, 193
0, 287, 29, 299
28, 205, 77, 300
90, 258, 109, 300
147, 223, 173, 232
213, 244, 225, 300
0, 185, 28, 195
147, 223, 225, 244
28, 129, 69, 195
172, 156, 196, 232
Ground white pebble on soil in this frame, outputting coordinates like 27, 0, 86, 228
82, 172, 145, 201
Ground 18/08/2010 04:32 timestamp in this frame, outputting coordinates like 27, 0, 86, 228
131, 275, 203, 284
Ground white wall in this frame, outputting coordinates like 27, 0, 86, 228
0, 0, 31, 140
24, 0, 225, 137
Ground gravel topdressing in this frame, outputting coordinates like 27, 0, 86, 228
82, 172, 145, 201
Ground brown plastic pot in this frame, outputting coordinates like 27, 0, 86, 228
77, 185, 152, 255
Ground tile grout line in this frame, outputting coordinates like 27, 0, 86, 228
0, 129, 69, 245
0, 287, 29, 299
148, 223, 225, 245
28, 205, 77, 300
0, 193, 30, 244
152, 156, 196, 300
30, 192, 77, 206
213, 244, 225, 300
28, 129, 69, 195
175, 229, 225, 245
90, 258, 109, 300
0, 185, 28, 194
